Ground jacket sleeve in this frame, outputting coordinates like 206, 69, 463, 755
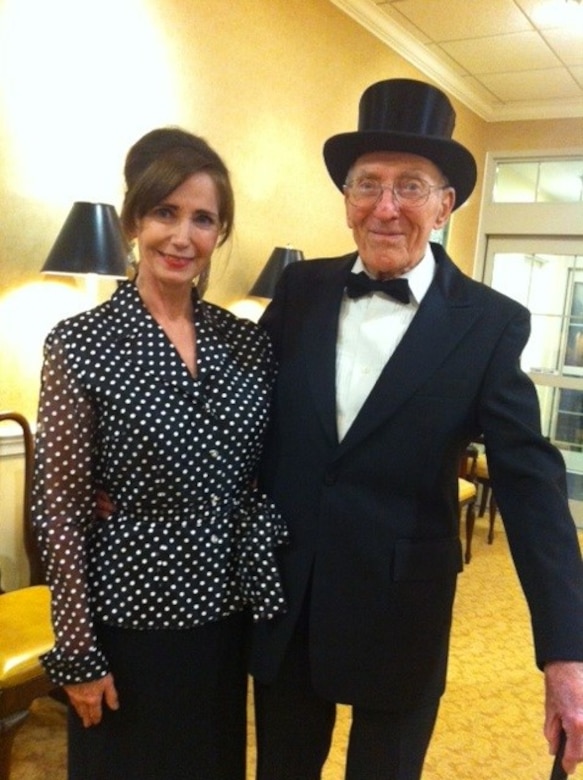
478, 306, 583, 667
259, 264, 294, 359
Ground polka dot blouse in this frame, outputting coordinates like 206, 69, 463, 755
32, 281, 288, 686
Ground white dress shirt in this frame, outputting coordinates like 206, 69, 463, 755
335, 246, 436, 440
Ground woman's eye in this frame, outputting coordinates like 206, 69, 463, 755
152, 206, 174, 220
193, 213, 219, 230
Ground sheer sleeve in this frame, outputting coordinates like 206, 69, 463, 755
32, 330, 109, 684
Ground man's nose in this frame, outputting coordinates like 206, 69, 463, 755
374, 185, 400, 213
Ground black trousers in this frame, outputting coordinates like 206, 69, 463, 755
254, 610, 439, 780
68, 613, 248, 780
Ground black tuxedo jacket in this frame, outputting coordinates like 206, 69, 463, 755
250, 244, 583, 710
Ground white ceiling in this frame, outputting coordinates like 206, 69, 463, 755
329, 0, 583, 121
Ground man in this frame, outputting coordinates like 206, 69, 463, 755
250, 78, 583, 779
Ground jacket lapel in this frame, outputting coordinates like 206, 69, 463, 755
336, 249, 484, 457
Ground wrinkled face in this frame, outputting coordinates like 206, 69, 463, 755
133, 172, 220, 289
344, 151, 455, 279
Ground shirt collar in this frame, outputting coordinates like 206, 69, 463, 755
352, 245, 436, 305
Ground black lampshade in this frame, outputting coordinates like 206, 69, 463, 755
249, 246, 304, 298
41, 202, 130, 278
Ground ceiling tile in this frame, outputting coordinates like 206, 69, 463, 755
423, 43, 468, 75
569, 65, 583, 88
542, 28, 583, 66
457, 74, 504, 104
384, 0, 533, 42
514, 0, 583, 30
440, 31, 562, 74
374, 2, 432, 42
480, 68, 583, 101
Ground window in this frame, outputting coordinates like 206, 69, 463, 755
493, 158, 583, 204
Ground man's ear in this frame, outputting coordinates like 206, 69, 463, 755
345, 197, 354, 229
434, 188, 456, 229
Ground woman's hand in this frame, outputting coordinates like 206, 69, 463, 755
94, 489, 116, 520
64, 673, 120, 727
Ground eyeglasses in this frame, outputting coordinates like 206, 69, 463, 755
343, 176, 449, 208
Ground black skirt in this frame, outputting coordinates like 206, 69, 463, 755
68, 612, 248, 780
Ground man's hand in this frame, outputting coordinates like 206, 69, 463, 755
545, 661, 583, 774
64, 673, 120, 727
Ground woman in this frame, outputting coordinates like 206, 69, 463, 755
33, 127, 287, 779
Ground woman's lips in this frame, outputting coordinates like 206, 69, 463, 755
160, 253, 194, 269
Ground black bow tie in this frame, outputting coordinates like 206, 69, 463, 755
345, 272, 411, 304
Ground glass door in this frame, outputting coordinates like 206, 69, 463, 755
484, 236, 583, 524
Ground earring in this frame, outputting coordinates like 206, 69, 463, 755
196, 265, 210, 297
123, 240, 138, 281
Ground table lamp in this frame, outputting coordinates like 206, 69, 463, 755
41, 201, 129, 278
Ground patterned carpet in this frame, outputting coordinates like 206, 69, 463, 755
11, 516, 583, 779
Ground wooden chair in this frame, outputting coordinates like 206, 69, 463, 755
475, 448, 497, 545
0, 412, 56, 780
459, 444, 479, 564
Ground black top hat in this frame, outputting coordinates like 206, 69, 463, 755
323, 79, 477, 210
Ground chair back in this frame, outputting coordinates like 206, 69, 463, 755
0, 412, 43, 590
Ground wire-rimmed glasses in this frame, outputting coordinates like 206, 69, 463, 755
343, 176, 450, 208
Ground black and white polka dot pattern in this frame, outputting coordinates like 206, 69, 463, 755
32, 282, 288, 685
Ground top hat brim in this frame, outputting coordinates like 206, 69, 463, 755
323, 131, 477, 210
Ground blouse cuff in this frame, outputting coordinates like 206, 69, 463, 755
235, 490, 289, 622
40, 644, 110, 686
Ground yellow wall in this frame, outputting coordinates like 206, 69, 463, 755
0, 0, 579, 421
485, 117, 583, 151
